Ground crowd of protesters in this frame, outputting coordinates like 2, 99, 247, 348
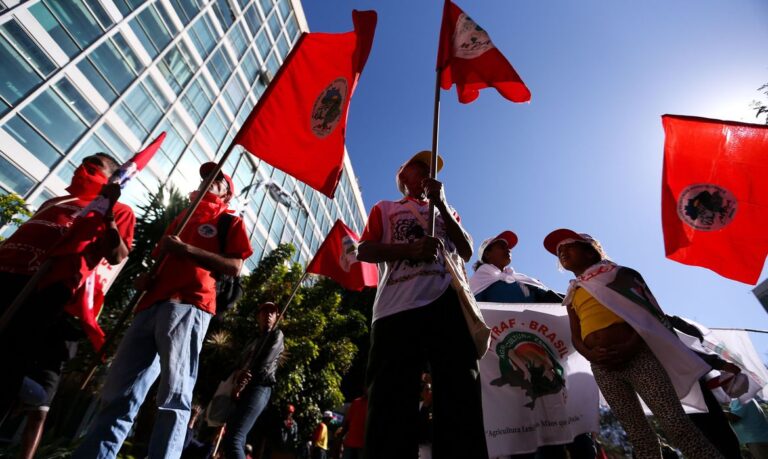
0, 149, 764, 459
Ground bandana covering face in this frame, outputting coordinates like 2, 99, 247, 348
187, 191, 229, 222
66, 164, 108, 200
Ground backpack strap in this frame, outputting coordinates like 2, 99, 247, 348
216, 212, 235, 255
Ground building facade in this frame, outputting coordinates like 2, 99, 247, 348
0, 0, 368, 270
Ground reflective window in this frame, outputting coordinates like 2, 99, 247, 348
88, 37, 140, 93
266, 52, 279, 77
213, 0, 235, 30
259, 0, 273, 17
111, 33, 144, 74
169, 0, 204, 25
223, 77, 246, 115
243, 3, 262, 35
267, 12, 281, 39
235, 0, 249, 10
130, 5, 173, 58
189, 12, 218, 58
96, 124, 132, 161
71, 133, 110, 164
1, 20, 57, 77
201, 105, 228, 151
56, 160, 77, 185
241, 50, 260, 83
229, 22, 248, 58
43, 0, 104, 51
76, 58, 117, 103
114, 0, 145, 16
3, 116, 61, 166
53, 79, 99, 124
206, 48, 233, 88
0, 35, 42, 109
277, 0, 291, 21
84, 0, 114, 29
0, 154, 35, 195
286, 14, 300, 42
180, 77, 213, 124
144, 76, 171, 109
28, 2, 79, 57
21, 89, 86, 152
157, 42, 196, 94
276, 34, 289, 60
237, 97, 254, 126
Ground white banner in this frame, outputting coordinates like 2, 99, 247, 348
708, 329, 768, 401
479, 303, 600, 457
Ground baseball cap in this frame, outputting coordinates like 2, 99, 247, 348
478, 231, 518, 261
322, 410, 334, 419
396, 150, 444, 194
543, 228, 597, 255
258, 301, 279, 312
199, 162, 235, 202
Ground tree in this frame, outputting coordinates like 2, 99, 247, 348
0, 192, 32, 239
197, 243, 371, 442
751, 83, 768, 125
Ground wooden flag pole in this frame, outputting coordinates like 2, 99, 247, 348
428, 70, 442, 237
80, 142, 239, 390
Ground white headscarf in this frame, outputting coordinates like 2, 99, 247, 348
469, 263, 549, 296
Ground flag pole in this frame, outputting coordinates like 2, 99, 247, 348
709, 327, 768, 335
80, 142, 240, 390
428, 70, 442, 237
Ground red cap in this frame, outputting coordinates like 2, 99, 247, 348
543, 229, 596, 255
199, 162, 235, 202
478, 230, 518, 260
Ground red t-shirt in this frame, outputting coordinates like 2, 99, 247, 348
136, 212, 253, 314
0, 196, 135, 290
343, 396, 368, 448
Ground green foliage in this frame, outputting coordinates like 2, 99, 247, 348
0, 192, 32, 233
197, 243, 371, 442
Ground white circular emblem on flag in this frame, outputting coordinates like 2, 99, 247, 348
311, 78, 348, 138
452, 13, 495, 59
338, 235, 358, 272
677, 184, 737, 231
198, 224, 218, 238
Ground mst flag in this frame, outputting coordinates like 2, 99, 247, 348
306, 219, 378, 291
662, 115, 768, 284
234, 11, 376, 197
437, 0, 530, 104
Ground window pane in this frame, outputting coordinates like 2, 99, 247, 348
266, 52, 279, 77
243, 4, 261, 35
207, 48, 233, 88
213, 0, 235, 30
76, 58, 118, 103
89, 39, 137, 93
143, 76, 171, 109
181, 78, 213, 123
161, 43, 195, 92
21, 89, 86, 151
267, 12, 281, 39
255, 29, 270, 59
115, 103, 146, 140
112, 33, 145, 74
137, 6, 172, 54
241, 50, 260, 83
114, 0, 145, 16
170, 0, 203, 25
3, 116, 61, 166
287, 14, 299, 42
259, 0, 273, 18
29, 3, 79, 57
229, 22, 248, 58
190, 13, 218, 58
276, 33, 289, 60
70, 133, 110, 164
277, 0, 291, 21
236, 0, 249, 10
44, 0, 103, 50
84, 0, 114, 29
0, 154, 35, 195
95, 123, 132, 161
125, 83, 162, 132
224, 77, 246, 113
0, 35, 41, 106
53, 78, 99, 124
1, 20, 57, 77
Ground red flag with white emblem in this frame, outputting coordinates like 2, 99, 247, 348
233, 11, 376, 198
437, 0, 530, 104
661, 115, 768, 284
306, 220, 378, 291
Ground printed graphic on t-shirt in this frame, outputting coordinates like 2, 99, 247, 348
197, 224, 218, 238
386, 208, 452, 286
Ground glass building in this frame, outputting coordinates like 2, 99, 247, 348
0, 0, 368, 270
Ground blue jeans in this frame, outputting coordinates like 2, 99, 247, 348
222, 384, 272, 459
74, 302, 211, 459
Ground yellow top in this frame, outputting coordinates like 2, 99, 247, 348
313, 422, 328, 450
572, 287, 625, 340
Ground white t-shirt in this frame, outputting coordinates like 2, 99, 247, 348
360, 198, 468, 322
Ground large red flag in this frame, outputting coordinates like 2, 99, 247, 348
437, 0, 530, 104
306, 220, 378, 291
233, 11, 376, 197
661, 115, 768, 284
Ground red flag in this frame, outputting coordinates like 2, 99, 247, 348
233, 11, 376, 197
437, 0, 530, 104
661, 115, 768, 284
306, 220, 378, 291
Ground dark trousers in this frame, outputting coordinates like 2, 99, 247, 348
0, 272, 72, 419
688, 380, 742, 459
222, 384, 272, 459
363, 288, 488, 459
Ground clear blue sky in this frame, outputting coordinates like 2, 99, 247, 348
301, 0, 768, 362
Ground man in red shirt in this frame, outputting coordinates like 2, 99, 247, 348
74, 163, 253, 459
339, 393, 367, 459
0, 153, 134, 425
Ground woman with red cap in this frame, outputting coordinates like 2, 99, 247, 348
543, 229, 723, 459
470, 230, 561, 303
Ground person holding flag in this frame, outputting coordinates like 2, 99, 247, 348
357, 151, 488, 459
0, 152, 135, 427
543, 229, 723, 459
74, 162, 252, 459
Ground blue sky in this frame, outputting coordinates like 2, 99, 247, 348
301, 0, 768, 362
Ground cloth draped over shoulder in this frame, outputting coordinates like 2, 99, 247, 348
469, 263, 548, 297
563, 260, 710, 410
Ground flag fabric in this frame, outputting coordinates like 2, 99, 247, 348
233, 11, 376, 198
306, 219, 378, 291
479, 303, 600, 456
661, 115, 768, 284
437, 0, 530, 104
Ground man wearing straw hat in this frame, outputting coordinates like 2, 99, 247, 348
74, 162, 253, 459
357, 151, 488, 459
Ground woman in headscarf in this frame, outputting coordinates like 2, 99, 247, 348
543, 228, 723, 459
470, 230, 561, 303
